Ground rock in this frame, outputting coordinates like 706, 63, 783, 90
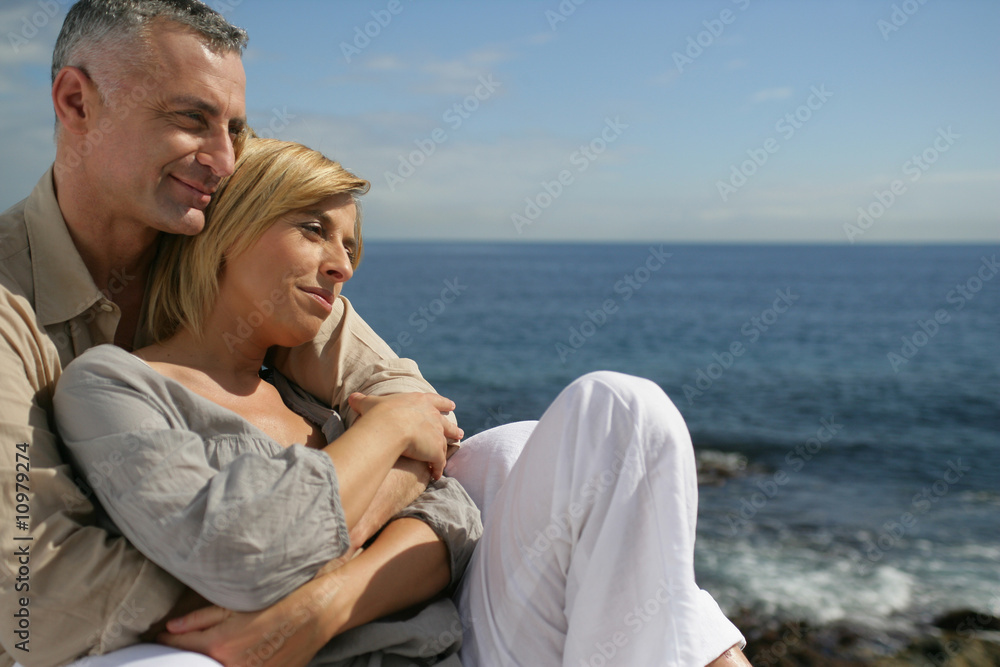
933, 609, 1000, 633
696, 449, 750, 486
875, 634, 1000, 666
727, 608, 1000, 666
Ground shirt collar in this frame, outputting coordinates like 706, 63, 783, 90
24, 166, 106, 327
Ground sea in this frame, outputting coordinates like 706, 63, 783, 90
341, 242, 1000, 634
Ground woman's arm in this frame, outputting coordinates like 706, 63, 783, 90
53, 351, 354, 611
157, 518, 452, 667
317, 390, 459, 530
53, 347, 463, 614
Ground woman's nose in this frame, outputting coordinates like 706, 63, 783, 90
322, 245, 354, 283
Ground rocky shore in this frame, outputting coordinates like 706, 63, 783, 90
694, 452, 1000, 665
731, 607, 1000, 666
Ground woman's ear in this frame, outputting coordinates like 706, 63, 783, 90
52, 66, 101, 136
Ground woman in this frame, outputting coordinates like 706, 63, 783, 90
55, 138, 479, 665
55, 138, 750, 666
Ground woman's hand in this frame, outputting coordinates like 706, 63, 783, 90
347, 392, 462, 479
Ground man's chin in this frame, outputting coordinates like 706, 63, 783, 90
155, 208, 207, 236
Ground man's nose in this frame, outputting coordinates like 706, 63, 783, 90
196, 125, 237, 178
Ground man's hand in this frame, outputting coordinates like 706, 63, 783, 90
141, 588, 211, 642
158, 519, 449, 666
158, 573, 341, 667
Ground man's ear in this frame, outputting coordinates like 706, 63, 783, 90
52, 66, 100, 136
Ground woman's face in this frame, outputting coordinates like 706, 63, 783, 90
217, 193, 358, 349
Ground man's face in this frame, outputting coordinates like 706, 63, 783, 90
87, 25, 247, 235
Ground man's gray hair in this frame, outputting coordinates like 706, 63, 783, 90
52, 0, 248, 84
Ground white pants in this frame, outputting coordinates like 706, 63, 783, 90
41, 372, 740, 666
450, 371, 744, 666
26, 644, 223, 666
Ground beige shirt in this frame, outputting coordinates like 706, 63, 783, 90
0, 169, 450, 666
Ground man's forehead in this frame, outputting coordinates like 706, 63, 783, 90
144, 25, 247, 117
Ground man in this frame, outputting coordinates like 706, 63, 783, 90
1, 3, 751, 666
0, 2, 495, 665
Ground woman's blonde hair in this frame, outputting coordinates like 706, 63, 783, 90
146, 137, 370, 342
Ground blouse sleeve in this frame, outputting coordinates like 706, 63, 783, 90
53, 352, 351, 612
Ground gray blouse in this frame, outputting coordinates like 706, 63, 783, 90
54, 344, 480, 665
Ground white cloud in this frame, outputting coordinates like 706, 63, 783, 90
527, 32, 555, 45
1, 1, 64, 65
751, 87, 793, 104
920, 170, 1000, 185
365, 54, 406, 71
651, 69, 681, 87
0, 2, 58, 210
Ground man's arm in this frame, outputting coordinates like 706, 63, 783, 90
347, 457, 430, 550
271, 295, 458, 428
272, 295, 460, 541
0, 290, 185, 665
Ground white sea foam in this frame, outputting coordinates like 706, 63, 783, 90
697, 540, 918, 625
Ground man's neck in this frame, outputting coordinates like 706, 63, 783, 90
53, 161, 160, 294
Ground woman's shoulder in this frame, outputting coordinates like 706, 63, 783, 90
59, 343, 158, 388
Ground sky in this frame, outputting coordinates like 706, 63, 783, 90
1, 0, 998, 243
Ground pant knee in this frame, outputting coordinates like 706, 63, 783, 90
570, 371, 678, 416
566, 372, 691, 454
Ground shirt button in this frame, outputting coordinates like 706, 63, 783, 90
100, 303, 114, 312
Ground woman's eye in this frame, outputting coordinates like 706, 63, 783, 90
301, 222, 326, 238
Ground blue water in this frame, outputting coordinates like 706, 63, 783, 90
342, 243, 1000, 628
